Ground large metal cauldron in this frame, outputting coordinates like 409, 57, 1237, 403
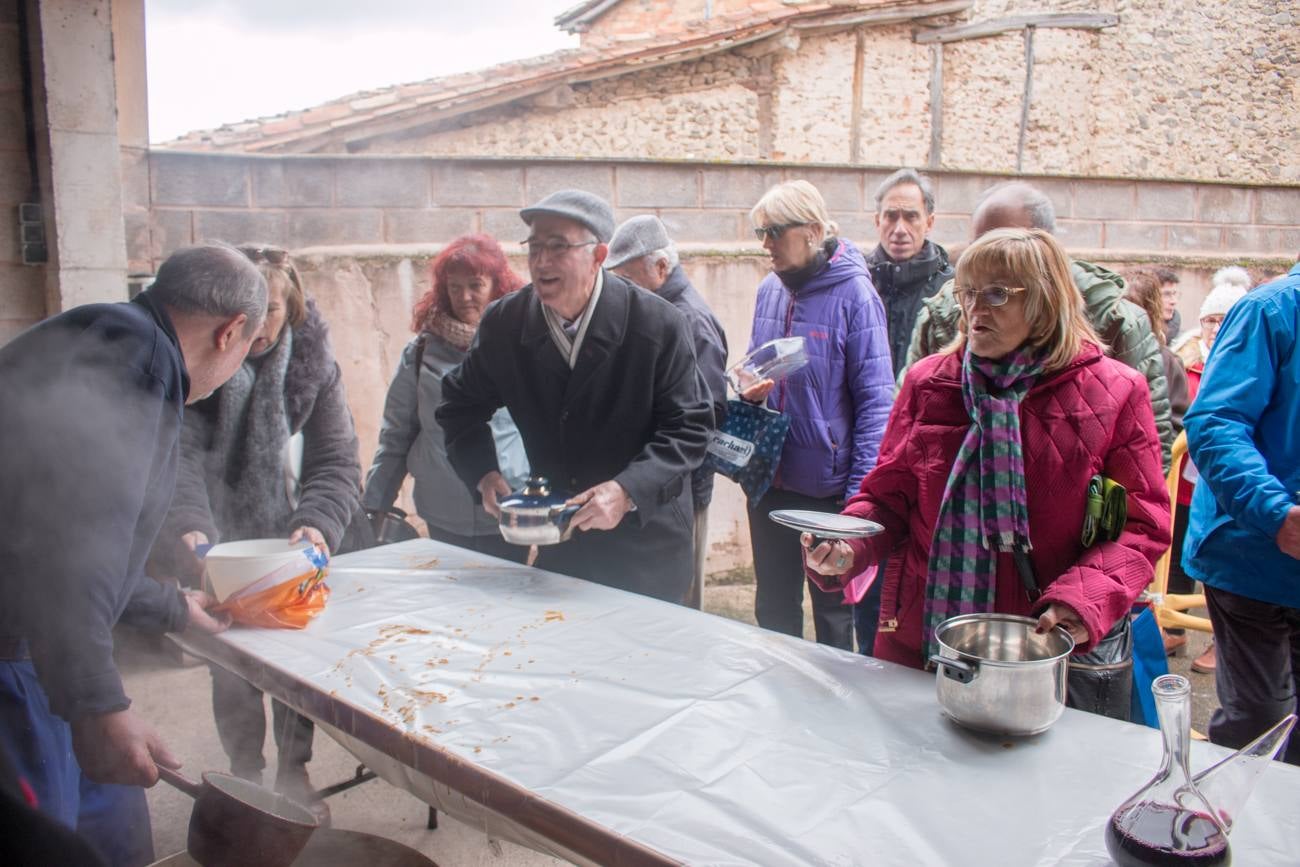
929, 613, 1074, 736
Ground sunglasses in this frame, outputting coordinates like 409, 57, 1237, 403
957, 284, 1028, 308
753, 223, 806, 242
237, 245, 290, 266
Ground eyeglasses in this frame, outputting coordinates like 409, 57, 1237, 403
957, 285, 1028, 308
522, 238, 597, 259
237, 245, 290, 265
753, 223, 806, 242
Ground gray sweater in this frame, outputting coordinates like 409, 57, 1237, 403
364, 332, 528, 537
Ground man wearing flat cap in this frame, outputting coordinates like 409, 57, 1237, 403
438, 190, 712, 602
608, 215, 728, 608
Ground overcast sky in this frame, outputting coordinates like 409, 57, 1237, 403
146, 0, 579, 143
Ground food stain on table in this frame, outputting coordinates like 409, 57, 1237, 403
544, 610, 565, 623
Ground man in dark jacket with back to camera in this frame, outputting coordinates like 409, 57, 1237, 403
0, 243, 267, 866
438, 190, 712, 604
606, 214, 728, 609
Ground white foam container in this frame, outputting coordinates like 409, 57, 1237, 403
204, 539, 318, 603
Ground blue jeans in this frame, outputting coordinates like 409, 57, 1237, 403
0, 659, 154, 867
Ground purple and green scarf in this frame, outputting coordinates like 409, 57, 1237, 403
923, 345, 1046, 661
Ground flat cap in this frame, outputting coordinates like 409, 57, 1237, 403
606, 215, 672, 269
520, 189, 615, 243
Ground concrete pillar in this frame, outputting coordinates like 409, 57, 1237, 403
28, 0, 129, 311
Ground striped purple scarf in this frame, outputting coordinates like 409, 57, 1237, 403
923, 345, 1046, 661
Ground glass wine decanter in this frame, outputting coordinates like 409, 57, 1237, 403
1106, 674, 1230, 867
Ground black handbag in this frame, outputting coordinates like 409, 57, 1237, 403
343, 333, 428, 553
368, 507, 420, 545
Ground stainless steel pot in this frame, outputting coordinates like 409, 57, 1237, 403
497, 476, 581, 546
929, 613, 1075, 736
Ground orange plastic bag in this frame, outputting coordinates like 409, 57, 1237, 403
214, 566, 329, 629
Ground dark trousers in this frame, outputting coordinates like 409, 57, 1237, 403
852, 555, 884, 656
211, 666, 314, 779
1204, 584, 1300, 765
748, 488, 853, 650
0, 659, 153, 867
424, 524, 529, 564
1166, 503, 1195, 633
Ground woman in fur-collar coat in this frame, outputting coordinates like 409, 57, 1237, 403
161, 245, 361, 815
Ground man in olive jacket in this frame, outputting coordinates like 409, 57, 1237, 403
902, 181, 1173, 468
438, 190, 712, 603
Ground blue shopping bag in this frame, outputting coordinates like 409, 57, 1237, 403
703, 399, 791, 503
1130, 607, 1169, 728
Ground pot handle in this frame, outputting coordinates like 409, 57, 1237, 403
156, 765, 205, 799
929, 654, 978, 684
551, 503, 582, 526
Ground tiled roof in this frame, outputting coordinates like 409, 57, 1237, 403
554, 0, 619, 33
160, 1, 965, 154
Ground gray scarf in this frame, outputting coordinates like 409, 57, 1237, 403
208, 328, 295, 542
541, 270, 603, 368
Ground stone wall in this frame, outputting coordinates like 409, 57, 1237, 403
134, 151, 1298, 572
345, 0, 1299, 186
368, 52, 764, 160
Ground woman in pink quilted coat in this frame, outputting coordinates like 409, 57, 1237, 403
804, 228, 1169, 718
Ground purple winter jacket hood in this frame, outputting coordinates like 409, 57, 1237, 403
747, 238, 894, 501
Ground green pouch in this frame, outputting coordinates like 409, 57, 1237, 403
1082, 475, 1128, 547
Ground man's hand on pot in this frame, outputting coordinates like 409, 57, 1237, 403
1036, 602, 1088, 645
72, 709, 179, 788
1276, 505, 1300, 560
477, 471, 510, 519
181, 589, 231, 635
801, 533, 852, 582
569, 481, 634, 532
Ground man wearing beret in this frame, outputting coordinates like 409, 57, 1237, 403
438, 190, 712, 602
607, 215, 728, 608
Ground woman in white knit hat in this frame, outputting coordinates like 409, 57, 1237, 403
1171, 280, 1248, 673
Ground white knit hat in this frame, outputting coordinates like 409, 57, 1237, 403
1200, 284, 1247, 320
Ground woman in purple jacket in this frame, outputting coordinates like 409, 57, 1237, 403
742, 180, 894, 649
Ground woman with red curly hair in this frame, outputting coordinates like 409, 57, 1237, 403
363, 235, 529, 560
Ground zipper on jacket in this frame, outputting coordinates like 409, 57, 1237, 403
772, 292, 797, 491
776, 291, 795, 415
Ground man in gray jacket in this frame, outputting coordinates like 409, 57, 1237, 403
607, 215, 728, 608
903, 181, 1173, 468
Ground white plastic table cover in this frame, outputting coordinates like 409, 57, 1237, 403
180, 539, 1300, 866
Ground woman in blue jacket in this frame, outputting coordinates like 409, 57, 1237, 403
742, 180, 894, 649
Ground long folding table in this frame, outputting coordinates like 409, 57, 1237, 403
179, 539, 1300, 865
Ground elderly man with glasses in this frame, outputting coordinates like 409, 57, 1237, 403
437, 190, 712, 603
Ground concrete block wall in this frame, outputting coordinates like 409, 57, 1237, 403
139, 152, 1300, 271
